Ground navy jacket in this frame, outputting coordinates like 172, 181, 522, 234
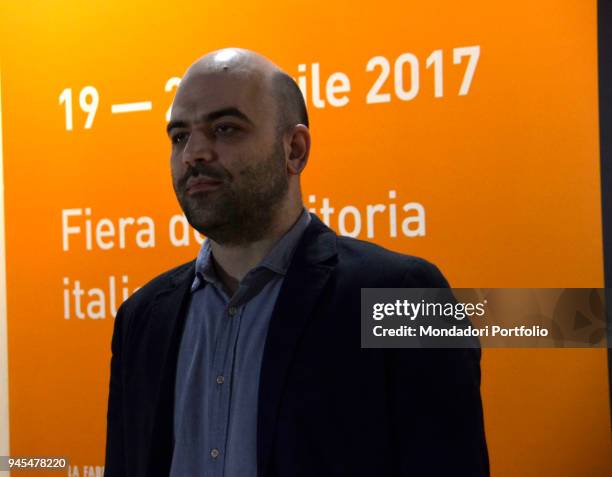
104, 213, 489, 476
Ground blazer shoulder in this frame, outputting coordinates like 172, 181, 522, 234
335, 235, 449, 287
119, 259, 196, 315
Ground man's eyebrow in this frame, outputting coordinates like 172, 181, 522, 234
166, 107, 254, 135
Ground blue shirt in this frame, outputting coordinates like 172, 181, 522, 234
169, 209, 311, 477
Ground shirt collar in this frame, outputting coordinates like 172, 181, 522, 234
191, 208, 311, 292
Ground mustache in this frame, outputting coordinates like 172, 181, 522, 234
178, 162, 230, 190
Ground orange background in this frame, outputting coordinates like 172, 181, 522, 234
0, 1, 610, 475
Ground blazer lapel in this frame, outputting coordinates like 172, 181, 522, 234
143, 262, 195, 476
257, 214, 338, 477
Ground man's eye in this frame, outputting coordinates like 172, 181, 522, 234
172, 132, 188, 145
214, 124, 239, 136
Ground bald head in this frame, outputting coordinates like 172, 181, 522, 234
185, 48, 278, 77
182, 48, 308, 135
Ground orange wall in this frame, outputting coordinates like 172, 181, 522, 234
0, 1, 610, 475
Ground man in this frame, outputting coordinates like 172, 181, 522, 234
104, 48, 489, 477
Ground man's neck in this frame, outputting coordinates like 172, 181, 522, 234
209, 203, 304, 296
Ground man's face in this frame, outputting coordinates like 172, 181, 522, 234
168, 69, 289, 245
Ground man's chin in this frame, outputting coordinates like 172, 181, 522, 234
184, 189, 220, 202
184, 210, 227, 235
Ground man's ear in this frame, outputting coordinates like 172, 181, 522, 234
285, 124, 311, 175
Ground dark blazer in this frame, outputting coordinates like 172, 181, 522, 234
104, 213, 489, 477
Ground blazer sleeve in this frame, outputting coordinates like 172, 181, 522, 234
388, 259, 490, 476
104, 303, 128, 477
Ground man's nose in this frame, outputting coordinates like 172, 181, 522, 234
181, 131, 215, 167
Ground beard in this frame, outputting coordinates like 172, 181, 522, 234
172, 140, 289, 246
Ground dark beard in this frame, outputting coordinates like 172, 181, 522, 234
175, 141, 289, 246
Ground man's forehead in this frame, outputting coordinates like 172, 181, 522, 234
171, 70, 269, 119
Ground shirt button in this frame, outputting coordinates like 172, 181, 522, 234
216, 375, 225, 385
210, 448, 220, 459
228, 306, 238, 317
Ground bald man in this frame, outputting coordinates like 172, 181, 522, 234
104, 48, 489, 477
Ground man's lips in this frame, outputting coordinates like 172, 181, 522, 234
185, 176, 224, 194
